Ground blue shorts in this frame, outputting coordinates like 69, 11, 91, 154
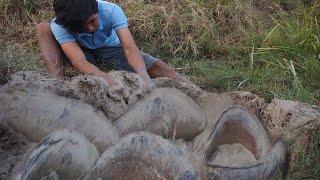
81, 46, 159, 72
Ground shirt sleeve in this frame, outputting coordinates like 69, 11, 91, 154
50, 19, 76, 44
110, 4, 128, 30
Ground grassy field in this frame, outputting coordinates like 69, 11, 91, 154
0, 0, 319, 178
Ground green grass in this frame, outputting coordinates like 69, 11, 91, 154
287, 128, 320, 179
164, 3, 320, 105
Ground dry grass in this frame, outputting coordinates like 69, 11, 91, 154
117, 0, 262, 57
0, 0, 52, 82
113, 0, 317, 58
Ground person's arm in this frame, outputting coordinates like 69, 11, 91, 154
116, 28, 149, 79
60, 42, 123, 90
60, 42, 101, 75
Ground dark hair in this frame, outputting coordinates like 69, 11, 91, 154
53, 0, 98, 32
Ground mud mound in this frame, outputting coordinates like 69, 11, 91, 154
263, 99, 320, 140
153, 77, 205, 103
1, 90, 119, 152
85, 132, 198, 180
3, 71, 153, 120
201, 91, 320, 142
18, 129, 99, 180
0, 71, 318, 179
115, 88, 205, 140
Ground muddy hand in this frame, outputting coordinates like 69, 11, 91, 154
138, 74, 155, 93
100, 72, 129, 100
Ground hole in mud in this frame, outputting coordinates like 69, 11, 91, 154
205, 120, 259, 167
0, 69, 9, 85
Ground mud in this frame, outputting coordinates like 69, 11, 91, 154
1, 91, 119, 152
0, 71, 319, 179
0, 124, 30, 180
263, 99, 320, 140
4, 71, 153, 120
210, 143, 256, 167
84, 132, 198, 180
18, 129, 99, 180
115, 88, 205, 140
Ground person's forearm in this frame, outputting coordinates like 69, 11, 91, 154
70, 57, 118, 85
124, 47, 148, 76
70, 56, 103, 76
61, 42, 105, 77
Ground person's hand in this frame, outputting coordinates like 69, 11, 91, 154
138, 74, 155, 93
99, 72, 127, 100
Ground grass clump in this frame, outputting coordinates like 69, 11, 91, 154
119, 0, 262, 58
166, 1, 320, 105
0, 0, 51, 78
0, 0, 36, 15
287, 127, 320, 179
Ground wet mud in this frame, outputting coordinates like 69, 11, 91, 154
0, 71, 319, 179
0, 124, 29, 180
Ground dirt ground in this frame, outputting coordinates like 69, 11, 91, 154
0, 124, 29, 180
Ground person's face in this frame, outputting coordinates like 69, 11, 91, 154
83, 13, 99, 33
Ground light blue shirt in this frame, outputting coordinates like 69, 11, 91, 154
50, 0, 128, 49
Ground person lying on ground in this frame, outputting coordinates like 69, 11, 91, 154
36, 0, 191, 92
